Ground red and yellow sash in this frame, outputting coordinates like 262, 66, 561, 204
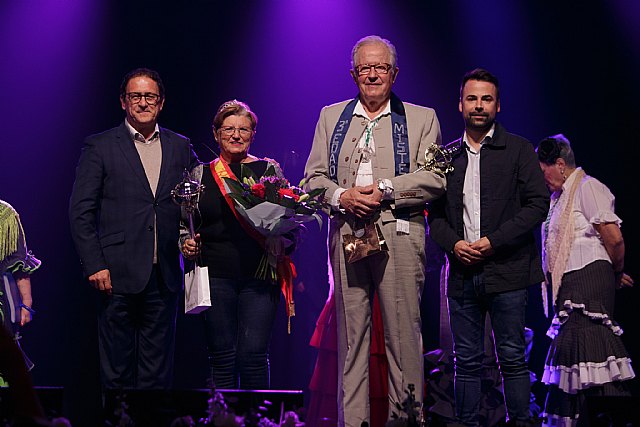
210, 158, 296, 333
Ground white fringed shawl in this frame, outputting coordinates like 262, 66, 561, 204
542, 168, 586, 317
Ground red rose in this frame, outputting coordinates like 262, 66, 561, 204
278, 187, 300, 201
251, 183, 266, 199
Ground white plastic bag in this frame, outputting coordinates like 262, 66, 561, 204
184, 265, 211, 314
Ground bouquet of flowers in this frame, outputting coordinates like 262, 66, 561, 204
221, 162, 325, 333
222, 163, 326, 281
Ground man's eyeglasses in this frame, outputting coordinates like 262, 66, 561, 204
218, 126, 254, 137
126, 92, 161, 105
354, 63, 393, 76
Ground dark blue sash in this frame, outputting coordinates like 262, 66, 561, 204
328, 93, 409, 184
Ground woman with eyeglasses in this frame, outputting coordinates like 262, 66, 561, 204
179, 99, 286, 389
536, 134, 635, 426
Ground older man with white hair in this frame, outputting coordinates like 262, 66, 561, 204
304, 35, 446, 426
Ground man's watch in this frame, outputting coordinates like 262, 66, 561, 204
377, 178, 387, 193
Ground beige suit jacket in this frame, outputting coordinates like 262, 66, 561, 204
304, 98, 446, 225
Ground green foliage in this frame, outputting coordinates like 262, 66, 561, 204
240, 163, 260, 181
263, 164, 278, 177
263, 180, 280, 204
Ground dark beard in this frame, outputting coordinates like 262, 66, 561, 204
464, 114, 494, 132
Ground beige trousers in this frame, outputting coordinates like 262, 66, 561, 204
329, 216, 426, 427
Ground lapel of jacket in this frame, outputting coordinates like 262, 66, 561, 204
487, 122, 506, 148
156, 127, 175, 201
447, 136, 467, 206
116, 122, 154, 199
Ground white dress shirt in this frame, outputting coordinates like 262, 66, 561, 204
461, 125, 495, 242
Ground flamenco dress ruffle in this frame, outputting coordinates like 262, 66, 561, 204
541, 261, 635, 427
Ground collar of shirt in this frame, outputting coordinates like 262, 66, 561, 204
353, 99, 391, 121
462, 123, 496, 153
553, 166, 584, 201
125, 120, 160, 144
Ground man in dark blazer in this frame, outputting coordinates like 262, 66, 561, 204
428, 68, 549, 426
69, 68, 198, 389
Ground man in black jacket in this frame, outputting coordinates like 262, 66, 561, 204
427, 68, 549, 426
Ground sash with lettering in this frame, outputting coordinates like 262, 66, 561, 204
210, 158, 297, 333
328, 92, 410, 183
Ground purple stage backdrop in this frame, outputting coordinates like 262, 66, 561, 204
1, 0, 638, 424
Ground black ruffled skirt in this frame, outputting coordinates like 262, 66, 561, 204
542, 260, 635, 426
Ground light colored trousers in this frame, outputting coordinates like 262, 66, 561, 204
329, 216, 426, 427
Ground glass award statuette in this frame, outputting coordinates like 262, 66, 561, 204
171, 169, 205, 237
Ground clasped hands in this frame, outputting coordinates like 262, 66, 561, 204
454, 237, 494, 266
339, 184, 383, 218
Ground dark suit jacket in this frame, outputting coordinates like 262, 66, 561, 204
427, 122, 549, 297
69, 122, 198, 293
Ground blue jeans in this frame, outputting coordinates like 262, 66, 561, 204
203, 277, 279, 390
448, 274, 531, 426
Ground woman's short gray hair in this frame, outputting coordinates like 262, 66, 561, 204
537, 133, 576, 167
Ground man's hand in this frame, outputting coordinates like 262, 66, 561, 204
469, 236, 494, 257
453, 240, 484, 266
88, 269, 112, 295
362, 183, 384, 204
339, 186, 381, 218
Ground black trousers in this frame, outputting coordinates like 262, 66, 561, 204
98, 265, 178, 389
